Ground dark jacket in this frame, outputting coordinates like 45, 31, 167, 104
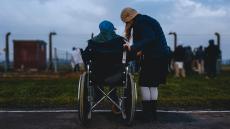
173, 46, 186, 62
131, 14, 170, 60
205, 44, 220, 63
195, 48, 205, 61
83, 36, 125, 65
82, 36, 126, 85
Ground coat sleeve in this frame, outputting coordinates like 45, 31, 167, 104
131, 21, 155, 52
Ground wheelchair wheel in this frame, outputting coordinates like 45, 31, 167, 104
78, 72, 90, 125
123, 73, 136, 125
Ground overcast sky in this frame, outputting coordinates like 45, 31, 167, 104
0, 0, 230, 60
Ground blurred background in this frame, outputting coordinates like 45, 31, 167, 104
1, 0, 230, 72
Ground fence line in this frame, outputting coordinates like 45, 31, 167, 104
0, 33, 230, 72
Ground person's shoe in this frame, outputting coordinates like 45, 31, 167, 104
111, 104, 121, 115
140, 101, 152, 122
150, 100, 157, 121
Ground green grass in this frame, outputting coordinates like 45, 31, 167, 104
0, 79, 78, 108
158, 72, 230, 109
0, 71, 230, 109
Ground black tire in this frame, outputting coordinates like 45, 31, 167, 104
78, 72, 90, 125
123, 73, 136, 125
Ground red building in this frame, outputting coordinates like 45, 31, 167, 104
13, 40, 47, 71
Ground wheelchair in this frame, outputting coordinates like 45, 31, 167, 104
77, 38, 137, 125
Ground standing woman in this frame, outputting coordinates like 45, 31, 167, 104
120, 7, 170, 121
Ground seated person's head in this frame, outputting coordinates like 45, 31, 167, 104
99, 20, 116, 32
92, 20, 119, 42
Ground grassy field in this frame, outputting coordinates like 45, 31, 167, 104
0, 71, 230, 110
0, 78, 78, 109
159, 72, 230, 110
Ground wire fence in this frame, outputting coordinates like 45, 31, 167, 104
54, 48, 73, 72
0, 49, 75, 72
222, 60, 230, 65
0, 32, 230, 73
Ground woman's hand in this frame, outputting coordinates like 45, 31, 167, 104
137, 51, 143, 57
123, 43, 131, 51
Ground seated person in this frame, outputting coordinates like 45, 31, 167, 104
83, 20, 126, 114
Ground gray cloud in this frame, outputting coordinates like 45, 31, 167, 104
0, 0, 230, 59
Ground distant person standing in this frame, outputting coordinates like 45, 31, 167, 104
184, 46, 194, 75
173, 45, 186, 78
71, 47, 83, 72
195, 46, 205, 74
204, 40, 220, 79
121, 7, 170, 121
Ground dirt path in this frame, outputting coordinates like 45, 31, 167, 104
0, 111, 230, 129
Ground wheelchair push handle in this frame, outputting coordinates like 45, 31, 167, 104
122, 41, 129, 64
122, 41, 130, 64
122, 51, 127, 64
